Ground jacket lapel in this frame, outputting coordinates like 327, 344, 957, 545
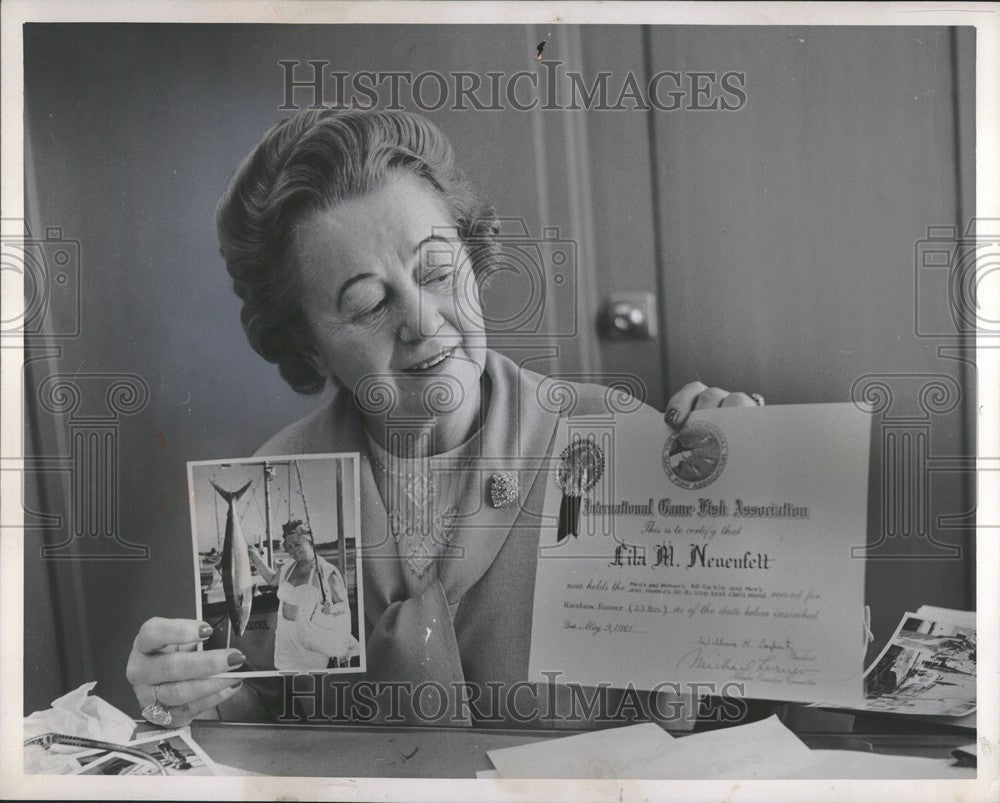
321, 392, 407, 623
436, 351, 561, 602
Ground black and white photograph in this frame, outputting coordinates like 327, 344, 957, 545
862, 613, 977, 718
70, 731, 219, 777
188, 454, 364, 676
2, 1, 998, 800
73, 752, 155, 777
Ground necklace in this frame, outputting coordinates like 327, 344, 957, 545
368, 452, 463, 578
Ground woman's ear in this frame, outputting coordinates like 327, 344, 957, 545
301, 342, 330, 378
294, 325, 332, 380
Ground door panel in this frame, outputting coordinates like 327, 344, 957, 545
644, 26, 975, 653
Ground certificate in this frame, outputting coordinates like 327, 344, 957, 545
529, 403, 871, 706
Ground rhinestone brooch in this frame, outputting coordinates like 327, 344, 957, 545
489, 472, 519, 508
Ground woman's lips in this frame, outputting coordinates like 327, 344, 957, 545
402, 347, 455, 373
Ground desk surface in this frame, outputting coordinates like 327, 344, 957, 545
190, 720, 975, 779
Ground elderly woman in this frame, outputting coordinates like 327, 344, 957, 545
126, 108, 760, 727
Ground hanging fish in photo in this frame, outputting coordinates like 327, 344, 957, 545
210, 479, 254, 637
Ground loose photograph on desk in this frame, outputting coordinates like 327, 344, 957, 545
861, 612, 976, 718
187, 453, 365, 677
70, 731, 219, 776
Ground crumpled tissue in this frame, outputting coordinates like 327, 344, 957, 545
24, 681, 137, 774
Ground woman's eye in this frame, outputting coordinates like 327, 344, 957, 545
352, 298, 388, 323
422, 268, 454, 286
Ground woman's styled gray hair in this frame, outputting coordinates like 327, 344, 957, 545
216, 108, 500, 394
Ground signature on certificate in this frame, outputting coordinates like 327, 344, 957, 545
676, 640, 819, 684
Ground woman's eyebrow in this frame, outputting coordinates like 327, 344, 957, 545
337, 272, 378, 309
413, 234, 452, 254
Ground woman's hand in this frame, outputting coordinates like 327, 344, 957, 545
320, 601, 348, 617
126, 618, 245, 726
247, 548, 277, 585
664, 382, 763, 428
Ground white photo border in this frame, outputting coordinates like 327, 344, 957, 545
186, 452, 366, 679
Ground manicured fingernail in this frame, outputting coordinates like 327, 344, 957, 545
227, 651, 246, 667
229, 681, 243, 690
198, 624, 213, 639
665, 408, 677, 425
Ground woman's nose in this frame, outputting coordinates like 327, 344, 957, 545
397, 287, 444, 344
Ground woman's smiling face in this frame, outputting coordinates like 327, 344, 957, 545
282, 529, 314, 563
292, 171, 488, 439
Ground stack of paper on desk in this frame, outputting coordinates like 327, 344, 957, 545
642, 716, 815, 780
480, 715, 973, 780
485, 722, 675, 779
485, 716, 811, 779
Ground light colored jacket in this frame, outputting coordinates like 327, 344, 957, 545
230, 350, 652, 726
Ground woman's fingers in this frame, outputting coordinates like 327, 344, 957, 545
129, 647, 245, 686
693, 387, 729, 410
133, 617, 213, 655
144, 682, 244, 728
720, 392, 756, 408
664, 382, 707, 427
666, 384, 764, 428
154, 676, 241, 707
128, 616, 247, 725
170, 682, 244, 726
